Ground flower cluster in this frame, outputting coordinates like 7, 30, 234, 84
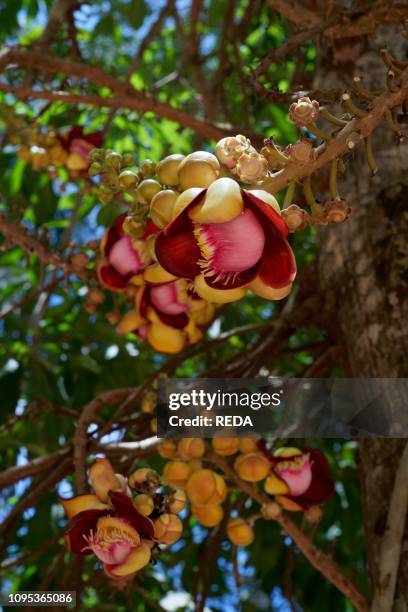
60, 458, 184, 580
12, 121, 102, 176
97, 213, 215, 353
158, 437, 334, 547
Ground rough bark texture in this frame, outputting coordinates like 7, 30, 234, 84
315, 35, 408, 610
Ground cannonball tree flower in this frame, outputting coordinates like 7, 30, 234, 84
262, 447, 334, 511
214, 134, 255, 170
115, 279, 215, 353
60, 458, 154, 580
289, 97, 319, 127
154, 177, 296, 304
97, 214, 153, 291
60, 126, 103, 172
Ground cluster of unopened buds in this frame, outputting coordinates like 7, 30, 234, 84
158, 437, 333, 543
60, 458, 185, 580
6, 111, 102, 175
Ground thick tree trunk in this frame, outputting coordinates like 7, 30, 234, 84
314, 38, 408, 609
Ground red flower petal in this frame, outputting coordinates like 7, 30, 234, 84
98, 265, 131, 290
155, 230, 201, 279
204, 263, 259, 289
243, 190, 289, 237
257, 234, 296, 289
65, 509, 108, 554
104, 214, 127, 257
156, 310, 189, 330
109, 491, 154, 538
143, 220, 160, 238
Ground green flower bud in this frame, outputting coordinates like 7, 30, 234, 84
105, 151, 122, 171
140, 159, 156, 177
122, 153, 135, 167
97, 185, 113, 205
89, 162, 103, 177
119, 170, 139, 190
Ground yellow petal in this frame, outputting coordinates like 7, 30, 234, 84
172, 188, 204, 219
100, 233, 108, 255
145, 234, 157, 262
189, 177, 243, 223
194, 274, 246, 304
274, 447, 302, 458
116, 311, 146, 335
249, 277, 292, 301
184, 319, 203, 344
60, 494, 108, 520
264, 473, 290, 495
128, 273, 145, 287
147, 322, 186, 353
89, 458, 123, 503
190, 300, 216, 325
66, 152, 88, 171
106, 541, 151, 578
276, 495, 303, 512
150, 190, 179, 228
247, 189, 281, 214
178, 152, 220, 191
143, 262, 177, 284
97, 516, 141, 546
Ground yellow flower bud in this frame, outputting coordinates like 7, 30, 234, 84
150, 190, 179, 228
163, 461, 192, 489
178, 152, 220, 190
227, 517, 254, 547
168, 489, 187, 514
261, 502, 282, 520
192, 504, 224, 527
178, 438, 205, 460
212, 436, 240, 456
186, 469, 227, 506
158, 439, 178, 459
154, 513, 183, 545
234, 453, 270, 482
239, 437, 259, 453
133, 494, 154, 516
264, 473, 290, 496
136, 179, 161, 204
129, 468, 160, 490
156, 154, 185, 186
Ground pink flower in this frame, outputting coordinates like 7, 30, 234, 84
98, 215, 152, 291
155, 178, 296, 303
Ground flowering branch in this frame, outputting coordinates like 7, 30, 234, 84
209, 450, 369, 612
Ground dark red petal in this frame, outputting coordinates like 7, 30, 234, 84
155, 230, 201, 279
109, 491, 154, 538
156, 310, 189, 329
286, 449, 334, 507
143, 220, 160, 239
104, 214, 127, 257
99, 265, 131, 290
243, 190, 289, 237
65, 509, 108, 554
258, 234, 296, 289
86, 131, 103, 148
292, 477, 335, 507
204, 262, 259, 289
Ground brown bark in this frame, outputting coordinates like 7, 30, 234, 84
315, 38, 408, 610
